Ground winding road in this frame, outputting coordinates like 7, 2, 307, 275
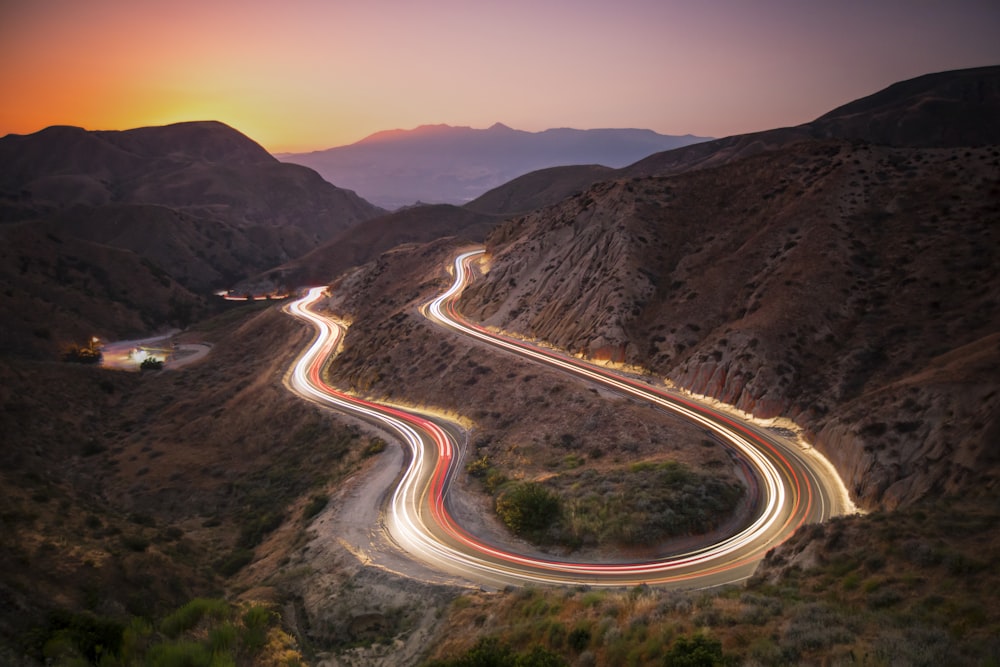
284, 248, 853, 589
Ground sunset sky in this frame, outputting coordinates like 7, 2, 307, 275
2, 0, 998, 153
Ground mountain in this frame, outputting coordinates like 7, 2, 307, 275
2, 67, 999, 666
809, 64, 1000, 147
458, 67, 1000, 510
277, 123, 710, 209
467, 66, 1000, 216
280, 69, 1000, 660
0, 121, 385, 357
0, 121, 383, 240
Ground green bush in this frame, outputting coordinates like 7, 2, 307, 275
237, 512, 284, 549
241, 605, 273, 653
209, 622, 239, 654
147, 640, 212, 667
363, 437, 387, 457
33, 599, 294, 666
160, 598, 230, 638
39, 610, 125, 665
495, 482, 561, 537
663, 633, 726, 666
568, 626, 592, 651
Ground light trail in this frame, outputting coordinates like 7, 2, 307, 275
283, 249, 852, 589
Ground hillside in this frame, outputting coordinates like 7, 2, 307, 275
0, 121, 384, 235
278, 123, 709, 209
0, 121, 385, 357
809, 64, 1000, 147
3, 66, 999, 666
0, 222, 204, 359
231, 203, 501, 295
464, 164, 616, 217
468, 66, 1000, 217
0, 300, 397, 662
460, 139, 1000, 509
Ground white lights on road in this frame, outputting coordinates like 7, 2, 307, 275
283, 249, 851, 588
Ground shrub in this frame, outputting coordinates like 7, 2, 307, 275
140, 357, 164, 371
495, 482, 561, 537
302, 494, 328, 520
147, 640, 212, 667
568, 626, 592, 651
426, 637, 567, 667
40, 610, 125, 664
466, 455, 491, 477
363, 437, 387, 457
160, 598, 230, 638
121, 534, 150, 552
663, 633, 725, 666
237, 512, 284, 549
241, 605, 272, 653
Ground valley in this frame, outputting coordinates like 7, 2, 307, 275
284, 251, 851, 588
0, 65, 997, 665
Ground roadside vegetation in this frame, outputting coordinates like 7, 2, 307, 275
34, 598, 303, 666
470, 455, 743, 549
424, 497, 1000, 666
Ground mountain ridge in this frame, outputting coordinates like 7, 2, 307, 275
467, 65, 1000, 216
0, 120, 385, 357
277, 124, 711, 209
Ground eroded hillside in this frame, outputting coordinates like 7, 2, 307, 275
460, 140, 1000, 508
315, 239, 754, 556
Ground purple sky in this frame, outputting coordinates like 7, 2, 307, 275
1, 0, 998, 151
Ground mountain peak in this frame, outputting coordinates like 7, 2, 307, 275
487, 122, 514, 132
95, 120, 276, 164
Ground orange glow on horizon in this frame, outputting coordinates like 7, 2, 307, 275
2, 1, 998, 153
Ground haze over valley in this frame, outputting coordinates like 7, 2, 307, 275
277, 124, 710, 209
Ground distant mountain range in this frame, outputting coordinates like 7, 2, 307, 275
276, 123, 710, 209
457, 65, 1000, 509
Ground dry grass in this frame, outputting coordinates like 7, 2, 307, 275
424, 497, 1000, 666
0, 301, 375, 657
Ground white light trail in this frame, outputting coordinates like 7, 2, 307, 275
283, 248, 851, 589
